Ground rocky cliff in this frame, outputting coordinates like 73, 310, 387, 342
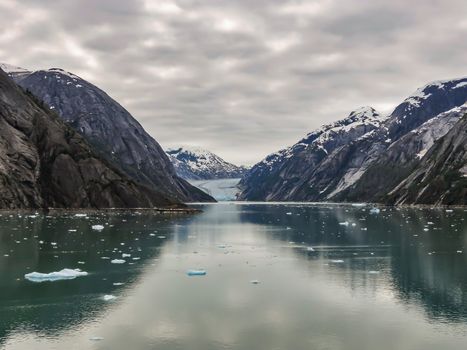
6, 66, 213, 203
0, 67, 180, 209
239, 77, 467, 205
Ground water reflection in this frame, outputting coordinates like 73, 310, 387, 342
0, 211, 187, 343
0, 204, 466, 350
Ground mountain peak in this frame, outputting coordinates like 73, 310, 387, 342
0, 63, 30, 74
348, 106, 382, 119
166, 146, 246, 180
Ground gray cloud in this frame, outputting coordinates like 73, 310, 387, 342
1, 0, 467, 165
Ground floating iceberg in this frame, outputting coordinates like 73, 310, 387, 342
250, 279, 260, 284
369, 208, 381, 214
306, 247, 315, 252
339, 221, 349, 226
102, 294, 117, 301
111, 259, 126, 264
330, 259, 345, 263
186, 269, 207, 276
92, 224, 105, 231
25, 268, 88, 282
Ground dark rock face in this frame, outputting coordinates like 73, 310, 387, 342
238, 107, 388, 200
0, 68, 180, 209
340, 105, 466, 203
166, 146, 248, 180
239, 78, 467, 205
12, 68, 213, 203
385, 115, 467, 205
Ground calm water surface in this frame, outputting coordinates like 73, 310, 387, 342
0, 203, 466, 350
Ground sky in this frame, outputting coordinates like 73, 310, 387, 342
1, 0, 467, 165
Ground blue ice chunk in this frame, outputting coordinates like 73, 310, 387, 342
186, 269, 207, 276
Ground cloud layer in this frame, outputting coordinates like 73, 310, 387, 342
1, 0, 467, 164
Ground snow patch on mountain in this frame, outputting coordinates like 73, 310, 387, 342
0, 63, 29, 74
167, 146, 247, 180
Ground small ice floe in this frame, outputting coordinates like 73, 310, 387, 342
75, 213, 87, 217
250, 279, 260, 284
25, 268, 88, 282
445, 209, 453, 213
217, 244, 226, 249
286, 212, 292, 215
157, 235, 166, 239
77, 261, 85, 265
113, 282, 125, 286
368, 271, 380, 274
92, 225, 105, 231
122, 253, 131, 258
457, 250, 463, 254
330, 259, 344, 263
132, 257, 140, 261
339, 221, 349, 226
186, 269, 207, 276
102, 294, 117, 301
89, 337, 104, 341
68, 229, 77, 232
369, 208, 381, 214
149, 233, 156, 236
306, 247, 315, 252
110, 259, 126, 264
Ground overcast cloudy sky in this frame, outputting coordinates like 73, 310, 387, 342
1, 0, 467, 164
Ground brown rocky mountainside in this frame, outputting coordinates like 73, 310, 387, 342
0, 68, 181, 209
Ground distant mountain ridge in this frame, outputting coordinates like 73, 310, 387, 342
239, 77, 467, 205
167, 146, 248, 180
2, 63, 214, 203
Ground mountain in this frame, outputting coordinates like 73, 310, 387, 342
0, 63, 31, 80
385, 114, 467, 205
0, 67, 180, 209
3, 65, 213, 203
166, 146, 248, 180
239, 77, 467, 205
238, 106, 388, 200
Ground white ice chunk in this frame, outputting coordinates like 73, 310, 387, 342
92, 224, 105, 231
25, 268, 88, 282
102, 294, 117, 301
111, 259, 126, 264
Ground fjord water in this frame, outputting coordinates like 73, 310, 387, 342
0, 204, 466, 350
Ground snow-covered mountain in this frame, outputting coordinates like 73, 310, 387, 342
238, 106, 388, 200
239, 76, 467, 205
2, 63, 214, 203
167, 146, 248, 180
0, 63, 31, 80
